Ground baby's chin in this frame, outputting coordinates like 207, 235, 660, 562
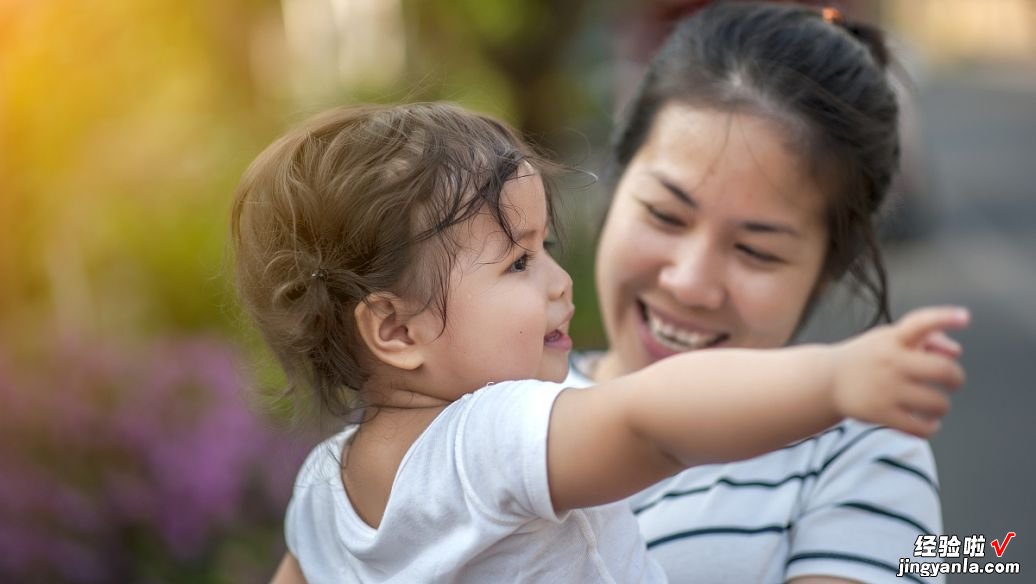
537, 365, 570, 384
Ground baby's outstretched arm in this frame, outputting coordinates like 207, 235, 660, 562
828, 306, 968, 437
546, 306, 969, 513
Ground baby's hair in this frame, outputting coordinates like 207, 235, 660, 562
231, 103, 563, 419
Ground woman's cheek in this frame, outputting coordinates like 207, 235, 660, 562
618, 222, 672, 267
732, 268, 813, 346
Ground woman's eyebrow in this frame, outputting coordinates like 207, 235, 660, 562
741, 220, 801, 238
649, 171, 801, 238
650, 172, 698, 209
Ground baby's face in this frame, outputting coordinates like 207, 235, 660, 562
418, 168, 575, 394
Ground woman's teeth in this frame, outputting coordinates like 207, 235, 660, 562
647, 312, 723, 351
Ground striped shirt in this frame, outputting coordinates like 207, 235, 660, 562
566, 353, 945, 583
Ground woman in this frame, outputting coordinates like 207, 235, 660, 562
566, 3, 943, 582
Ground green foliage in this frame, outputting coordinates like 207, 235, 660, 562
0, 0, 612, 577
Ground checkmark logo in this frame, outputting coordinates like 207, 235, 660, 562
991, 531, 1016, 557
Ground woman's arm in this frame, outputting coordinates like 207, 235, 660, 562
546, 306, 967, 513
270, 552, 306, 584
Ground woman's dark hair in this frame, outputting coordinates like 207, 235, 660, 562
610, 1, 899, 326
231, 103, 562, 419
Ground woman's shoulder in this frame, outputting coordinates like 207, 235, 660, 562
819, 419, 937, 465
754, 419, 938, 493
632, 419, 938, 509
809, 419, 940, 493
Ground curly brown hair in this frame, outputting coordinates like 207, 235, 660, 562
231, 103, 562, 419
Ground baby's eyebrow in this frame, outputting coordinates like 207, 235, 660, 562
477, 226, 535, 266
512, 226, 541, 243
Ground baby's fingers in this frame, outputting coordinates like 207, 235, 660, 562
901, 384, 951, 419
907, 352, 966, 390
886, 408, 943, 438
896, 306, 970, 347
922, 331, 962, 359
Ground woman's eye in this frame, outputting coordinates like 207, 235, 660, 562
737, 244, 781, 264
640, 201, 684, 227
509, 253, 530, 273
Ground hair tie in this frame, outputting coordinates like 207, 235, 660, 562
821, 6, 844, 25
310, 268, 328, 281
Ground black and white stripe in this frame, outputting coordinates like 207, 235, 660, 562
566, 354, 945, 583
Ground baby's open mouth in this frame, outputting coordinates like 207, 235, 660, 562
543, 328, 572, 351
640, 302, 729, 351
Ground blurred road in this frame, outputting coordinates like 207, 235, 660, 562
804, 66, 1035, 582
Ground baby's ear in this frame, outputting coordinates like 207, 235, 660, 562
354, 292, 428, 371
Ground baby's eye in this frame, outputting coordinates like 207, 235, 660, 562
544, 239, 558, 255
509, 253, 530, 273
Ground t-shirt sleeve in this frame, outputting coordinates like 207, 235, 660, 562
452, 379, 568, 525
283, 433, 349, 559
284, 490, 298, 556
785, 422, 944, 583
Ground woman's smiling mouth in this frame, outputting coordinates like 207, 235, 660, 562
639, 301, 729, 353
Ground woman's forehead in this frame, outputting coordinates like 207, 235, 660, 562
632, 104, 828, 223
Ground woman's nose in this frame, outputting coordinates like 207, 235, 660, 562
658, 242, 726, 310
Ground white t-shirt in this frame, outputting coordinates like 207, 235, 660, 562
567, 353, 945, 584
285, 379, 666, 583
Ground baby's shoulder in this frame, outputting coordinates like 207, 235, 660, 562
292, 426, 357, 490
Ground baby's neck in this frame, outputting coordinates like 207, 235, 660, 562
360, 378, 453, 412
344, 375, 468, 527
344, 405, 443, 529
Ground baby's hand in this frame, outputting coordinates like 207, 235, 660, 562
830, 306, 970, 437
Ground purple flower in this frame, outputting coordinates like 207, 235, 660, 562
0, 335, 312, 582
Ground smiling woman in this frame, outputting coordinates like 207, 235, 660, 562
566, 2, 945, 583
595, 106, 830, 373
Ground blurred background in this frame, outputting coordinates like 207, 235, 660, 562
1, 0, 1032, 581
